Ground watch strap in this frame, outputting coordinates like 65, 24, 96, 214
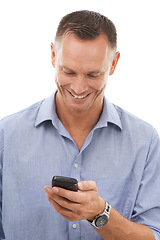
87, 201, 111, 228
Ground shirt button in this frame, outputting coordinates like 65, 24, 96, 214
74, 163, 78, 168
72, 224, 77, 229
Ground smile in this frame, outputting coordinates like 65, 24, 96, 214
70, 92, 89, 99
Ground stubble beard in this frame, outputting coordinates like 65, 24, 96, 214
55, 78, 106, 113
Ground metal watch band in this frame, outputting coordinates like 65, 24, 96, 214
87, 201, 111, 229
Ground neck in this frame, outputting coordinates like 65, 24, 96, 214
55, 92, 103, 132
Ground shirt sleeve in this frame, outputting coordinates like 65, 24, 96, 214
131, 128, 160, 239
0, 122, 5, 239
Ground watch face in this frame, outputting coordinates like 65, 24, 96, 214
95, 215, 108, 228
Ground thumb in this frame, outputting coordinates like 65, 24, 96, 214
78, 181, 97, 191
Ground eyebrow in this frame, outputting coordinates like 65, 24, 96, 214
61, 66, 75, 72
61, 65, 102, 75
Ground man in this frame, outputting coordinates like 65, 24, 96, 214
0, 10, 160, 240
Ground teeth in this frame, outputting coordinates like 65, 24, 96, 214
74, 95, 86, 99
71, 93, 87, 99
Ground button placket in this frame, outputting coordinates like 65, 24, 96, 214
72, 223, 77, 229
70, 154, 82, 183
74, 163, 78, 168
69, 221, 80, 239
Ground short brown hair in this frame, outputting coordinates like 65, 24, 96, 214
55, 10, 117, 51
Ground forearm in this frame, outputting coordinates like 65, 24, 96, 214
95, 207, 155, 240
44, 182, 156, 240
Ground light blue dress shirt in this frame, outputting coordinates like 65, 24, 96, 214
0, 91, 160, 240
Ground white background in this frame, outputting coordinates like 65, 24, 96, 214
0, 0, 160, 133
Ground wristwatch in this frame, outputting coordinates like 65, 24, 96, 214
87, 201, 111, 229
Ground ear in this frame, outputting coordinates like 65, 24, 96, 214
51, 42, 56, 68
109, 51, 120, 75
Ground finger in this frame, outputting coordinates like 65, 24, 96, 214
52, 193, 90, 221
44, 185, 53, 199
45, 188, 82, 221
52, 181, 98, 204
46, 193, 76, 221
44, 186, 56, 203
44, 186, 74, 213
44, 186, 89, 221
53, 200, 81, 222
51, 186, 81, 203
44, 185, 52, 193
78, 181, 98, 192
53, 192, 82, 212
44, 186, 62, 209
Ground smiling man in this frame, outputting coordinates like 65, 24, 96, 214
0, 10, 160, 240
51, 32, 119, 151
53, 34, 116, 113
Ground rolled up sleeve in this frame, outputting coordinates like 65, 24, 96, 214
0, 122, 5, 239
131, 129, 160, 239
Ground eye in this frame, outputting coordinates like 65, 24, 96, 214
87, 73, 100, 78
62, 68, 76, 76
64, 72, 75, 75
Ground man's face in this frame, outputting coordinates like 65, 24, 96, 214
52, 34, 119, 113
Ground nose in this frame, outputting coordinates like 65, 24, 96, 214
70, 75, 89, 94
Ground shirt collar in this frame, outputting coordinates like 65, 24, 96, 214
35, 91, 122, 130
35, 91, 58, 128
94, 97, 122, 130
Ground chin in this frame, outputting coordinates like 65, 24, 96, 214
65, 94, 103, 113
57, 82, 105, 113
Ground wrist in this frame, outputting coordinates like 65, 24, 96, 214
87, 200, 111, 229
87, 197, 106, 222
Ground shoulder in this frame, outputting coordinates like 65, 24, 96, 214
114, 104, 159, 141
0, 100, 44, 131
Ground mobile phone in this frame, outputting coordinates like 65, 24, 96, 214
52, 176, 78, 191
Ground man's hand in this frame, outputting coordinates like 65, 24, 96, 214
44, 181, 155, 240
44, 181, 105, 222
